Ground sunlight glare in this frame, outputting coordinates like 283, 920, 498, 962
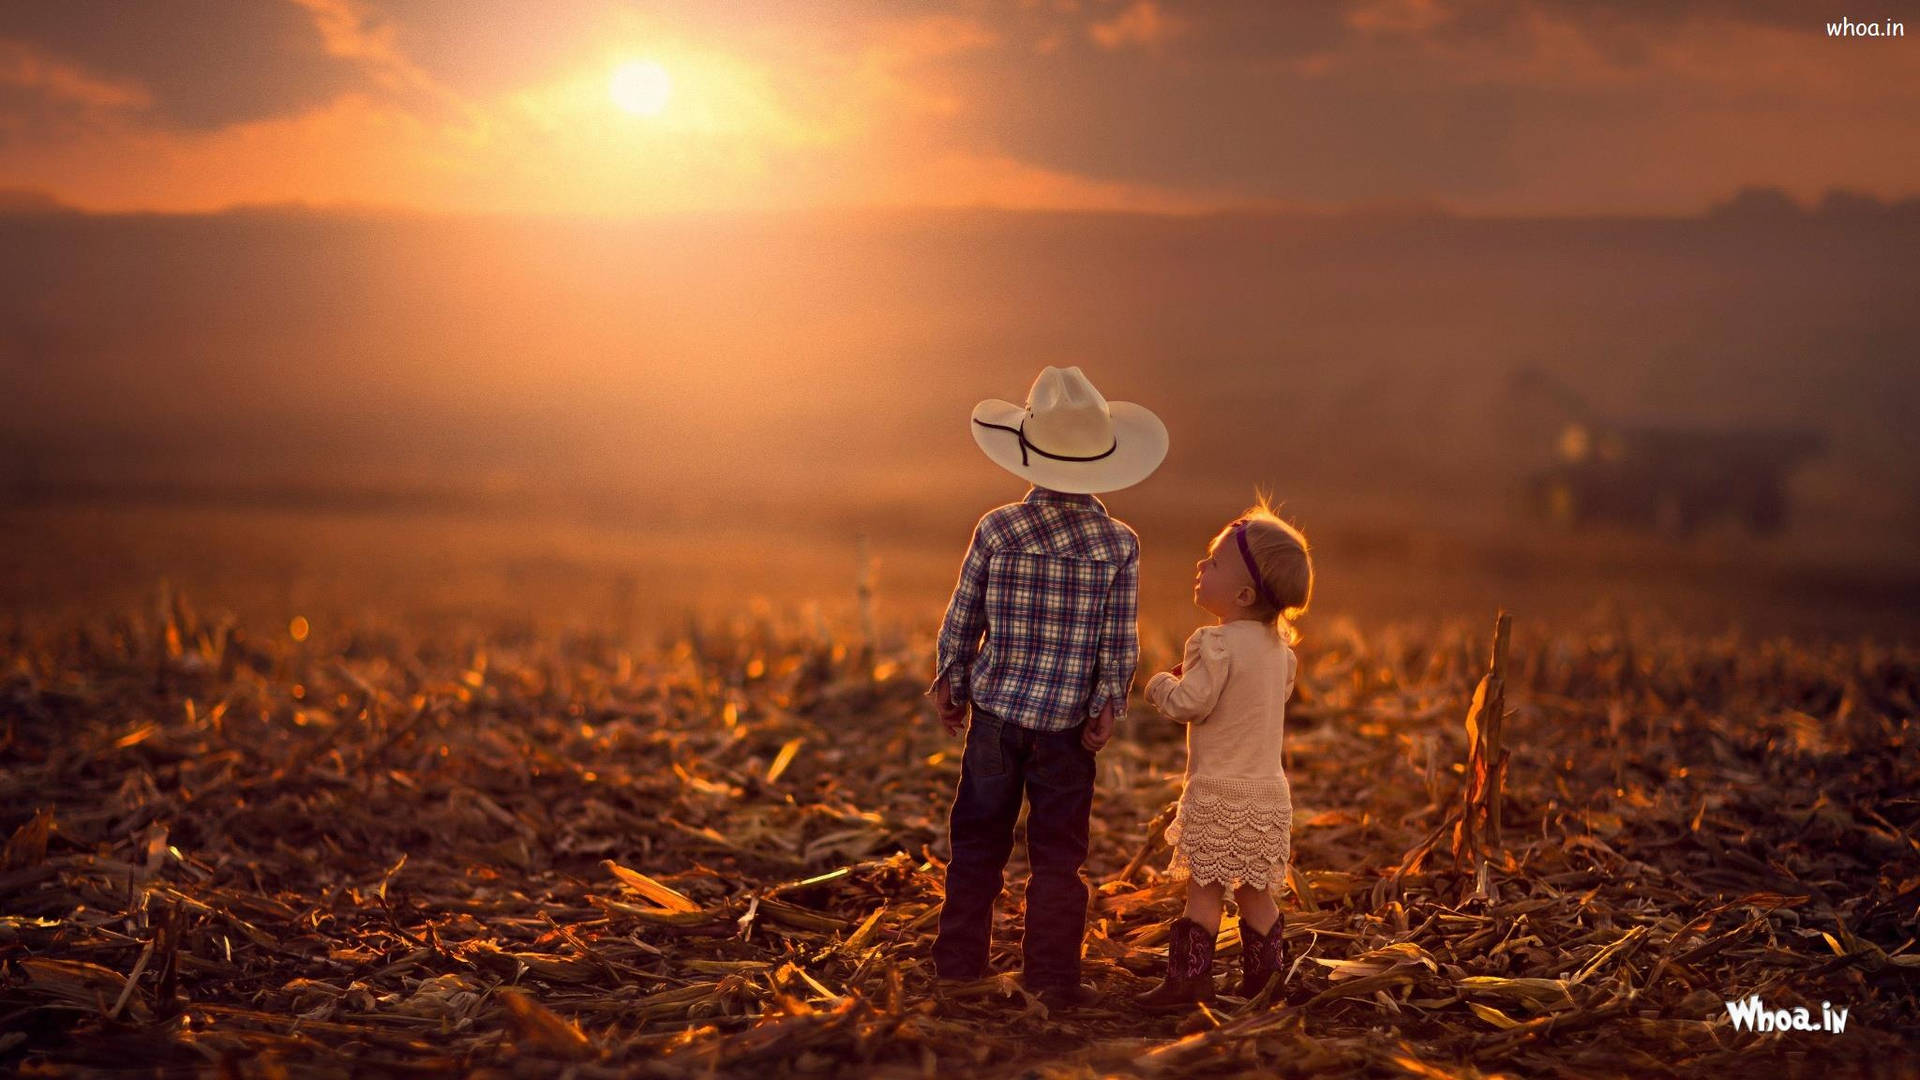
610, 60, 672, 116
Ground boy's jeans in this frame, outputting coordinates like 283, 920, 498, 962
933, 705, 1096, 988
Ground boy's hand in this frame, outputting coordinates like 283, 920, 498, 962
932, 680, 967, 736
1082, 701, 1116, 752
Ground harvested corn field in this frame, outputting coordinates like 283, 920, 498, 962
2, 591, 1918, 1078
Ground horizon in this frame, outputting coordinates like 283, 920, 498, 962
2, 181, 1916, 224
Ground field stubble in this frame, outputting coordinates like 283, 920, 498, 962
1, 577, 1917, 1078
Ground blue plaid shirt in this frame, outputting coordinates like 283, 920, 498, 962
930, 486, 1140, 731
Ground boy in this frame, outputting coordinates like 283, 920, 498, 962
927, 365, 1168, 1011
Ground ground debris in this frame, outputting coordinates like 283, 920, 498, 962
1, 600, 1916, 1076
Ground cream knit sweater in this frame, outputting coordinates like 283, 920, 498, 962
1143, 619, 1297, 890
1145, 620, 1296, 780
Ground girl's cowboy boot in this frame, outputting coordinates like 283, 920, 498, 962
1237, 912, 1288, 999
1134, 917, 1217, 1011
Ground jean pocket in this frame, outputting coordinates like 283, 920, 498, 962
964, 711, 1007, 777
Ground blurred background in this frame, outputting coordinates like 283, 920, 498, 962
2, 1, 1917, 646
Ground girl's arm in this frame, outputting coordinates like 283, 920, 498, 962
1144, 627, 1230, 724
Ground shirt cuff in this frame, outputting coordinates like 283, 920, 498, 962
931, 660, 970, 702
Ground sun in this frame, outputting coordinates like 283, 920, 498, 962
609, 60, 672, 116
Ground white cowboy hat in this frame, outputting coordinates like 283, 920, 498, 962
970, 366, 1168, 494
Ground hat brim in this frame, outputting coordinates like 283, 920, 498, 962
970, 398, 1169, 494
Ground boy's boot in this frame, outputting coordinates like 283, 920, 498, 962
1134, 917, 1216, 1011
1237, 912, 1288, 999
1028, 980, 1098, 1014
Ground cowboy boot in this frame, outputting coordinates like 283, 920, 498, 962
1134, 917, 1217, 1011
1238, 912, 1288, 999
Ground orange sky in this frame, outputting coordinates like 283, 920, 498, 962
2, 0, 1917, 217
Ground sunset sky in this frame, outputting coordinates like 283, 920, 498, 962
2, 0, 1916, 218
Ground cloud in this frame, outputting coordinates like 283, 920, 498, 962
1344, 0, 1451, 35
940, 0, 1920, 211
288, 0, 465, 113
865, 149, 1223, 214
0, 1, 361, 129
0, 9, 1020, 218
0, 38, 149, 110
1089, 1, 1187, 50
0, 93, 445, 214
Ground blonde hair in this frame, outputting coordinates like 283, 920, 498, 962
1209, 491, 1312, 645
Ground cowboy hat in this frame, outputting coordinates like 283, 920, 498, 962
970, 366, 1168, 494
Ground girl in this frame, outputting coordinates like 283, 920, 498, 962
1135, 498, 1312, 1010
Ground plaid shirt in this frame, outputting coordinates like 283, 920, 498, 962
930, 486, 1140, 731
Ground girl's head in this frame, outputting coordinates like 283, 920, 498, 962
1192, 494, 1312, 642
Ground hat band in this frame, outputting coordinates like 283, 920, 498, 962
1234, 520, 1282, 610
974, 418, 1117, 467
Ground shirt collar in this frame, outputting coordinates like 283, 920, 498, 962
1024, 485, 1108, 515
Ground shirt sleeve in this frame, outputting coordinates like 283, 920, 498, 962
1144, 626, 1230, 724
1087, 539, 1140, 721
930, 518, 992, 703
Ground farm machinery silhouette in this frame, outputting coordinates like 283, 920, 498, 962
1510, 369, 1825, 537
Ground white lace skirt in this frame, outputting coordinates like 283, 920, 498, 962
1164, 773, 1293, 893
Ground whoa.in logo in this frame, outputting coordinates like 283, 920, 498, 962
1724, 995, 1850, 1034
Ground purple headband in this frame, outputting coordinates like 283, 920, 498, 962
1232, 520, 1282, 610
